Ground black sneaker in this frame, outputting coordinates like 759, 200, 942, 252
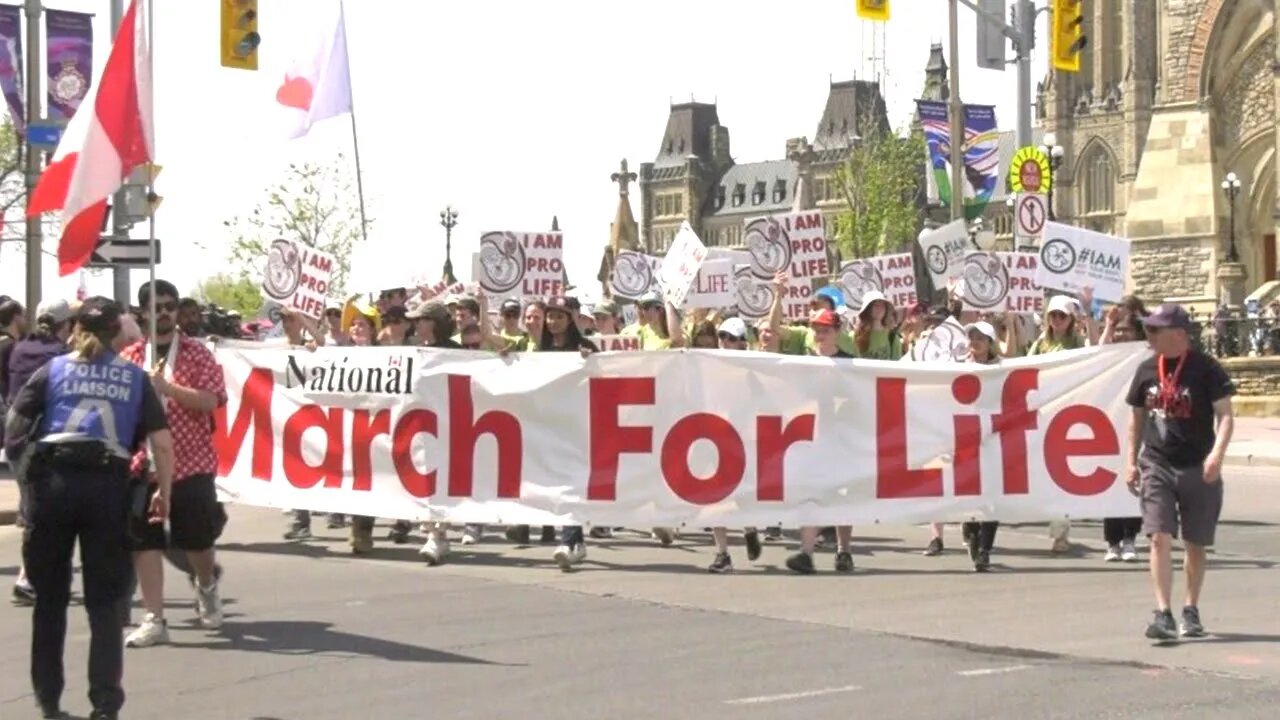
1145, 609, 1178, 641
89, 710, 118, 720
764, 526, 783, 542
12, 582, 36, 606
388, 521, 411, 544
39, 701, 63, 719
326, 513, 347, 529
505, 525, 531, 545
708, 552, 733, 573
834, 551, 854, 573
540, 526, 558, 544
923, 537, 944, 557
1180, 606, 1206, 638
974, 550, 991, 573
786, 551, 817, 575
744, 531, 763, 561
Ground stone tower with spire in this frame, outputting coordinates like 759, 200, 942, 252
598, 159, 641, 297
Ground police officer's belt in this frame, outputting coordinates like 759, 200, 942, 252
35, 440, 130, 474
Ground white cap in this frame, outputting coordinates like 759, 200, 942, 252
858, 289, 888, 314
37, 299, 74, 324
717, 317, 748, 340
1047, 295, 1078, 315
965, 321, 998, 343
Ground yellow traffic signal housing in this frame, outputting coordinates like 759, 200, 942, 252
220, 0, 260, 71
1050, 0, 1087, 72
856, 0, 890, 22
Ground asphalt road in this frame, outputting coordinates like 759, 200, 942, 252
0, 467, 1277, 720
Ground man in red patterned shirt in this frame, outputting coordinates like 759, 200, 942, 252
119, 280, 228, 648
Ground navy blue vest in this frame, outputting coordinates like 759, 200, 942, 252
41, 353, 146, 455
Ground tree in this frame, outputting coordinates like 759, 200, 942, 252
192, 273, 263, 318
223, 153, 366, 296
830, 122, 927, 260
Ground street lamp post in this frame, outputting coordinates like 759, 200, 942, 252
439, 206, 458, 284
1221, 172, 1241, 263
1041, 132, 1065, 222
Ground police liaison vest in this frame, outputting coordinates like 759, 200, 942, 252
41, 353, 145, 457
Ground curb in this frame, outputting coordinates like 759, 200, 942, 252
1225, 456, 1280, 468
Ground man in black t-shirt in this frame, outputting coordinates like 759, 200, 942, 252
1124, 303, 1235, 642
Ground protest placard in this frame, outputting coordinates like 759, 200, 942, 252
917, 218, 970, 288
610, 250, 661, 300
260, 239, 335, 320
590, 334, 642, 352
838, 253, 917, 311
474, 230, 565, 299
1036, 222, 1131, 302
743, 210, 829, 320
684, 258, 734, 309
734, 265, 776, 320
960, 251, 1044, 314
659, 222, 708, 308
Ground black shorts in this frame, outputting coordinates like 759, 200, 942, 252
132, 474, 226, 552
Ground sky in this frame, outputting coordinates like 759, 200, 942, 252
0, 0, 1054, 308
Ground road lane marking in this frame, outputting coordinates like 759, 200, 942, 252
957, 664, 1033, 677
725, 684, 863, 705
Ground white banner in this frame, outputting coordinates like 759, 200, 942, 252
961, 251, 1045, 314
660, 222, 708, 308
474, 231, 566, 299
917, 219, 970, 289
838, 253, 918, 311
1037, 222, 1131, 303
212, 342, 1150, 527
260, 239, 336, 320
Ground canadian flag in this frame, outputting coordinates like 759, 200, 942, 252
27, 0, 152, 277
275, 0, 352, 139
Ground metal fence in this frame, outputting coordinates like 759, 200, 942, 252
1189, 311, 1280, 359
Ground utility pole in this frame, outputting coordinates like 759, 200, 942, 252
110, 0, 130, 304
22, 0, 41, 322
948, 0, 965, 222
1014, 0, 1034, 148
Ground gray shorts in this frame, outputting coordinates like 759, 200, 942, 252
1139, 454, 1223, 547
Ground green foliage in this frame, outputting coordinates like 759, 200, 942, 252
830, 124, 926, 260
192, 273, 263, 318
223, 154, 367, 296
0, 116, 27, 239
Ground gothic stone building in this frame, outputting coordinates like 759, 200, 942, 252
1041, 0, 1280, 303
637, 80, 888, 254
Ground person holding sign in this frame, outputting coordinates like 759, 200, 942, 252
497, 298, 532, 351
706, 317, 764, 573
1029, 290, 1097, 553
764, 275, 857, 356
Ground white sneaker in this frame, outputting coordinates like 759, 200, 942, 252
553, 543, 586, 571
125, 613, 169, 648
460, 525, 482, 545
419, 536, 450, 565
652, 527, 675, 546
197, 582, 224, 630
1120, 540, 1138, 562
1104, 545, 1121, 562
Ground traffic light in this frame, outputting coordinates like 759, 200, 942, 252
220, 0, 260, 71
856, 0, 890, 22
1050, 0, 1087, 72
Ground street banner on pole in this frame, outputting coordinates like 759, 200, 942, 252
45, 9, 93, 122
0, 5, 24, 136
211, 342, 1152, 526
917, 100, 1001, 220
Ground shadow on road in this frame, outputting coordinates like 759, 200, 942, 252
180, 619, 515, 665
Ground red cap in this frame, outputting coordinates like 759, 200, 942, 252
810, 308, 841, 328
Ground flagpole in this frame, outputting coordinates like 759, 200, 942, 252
340, 0, 369, 246
145, 0, 157, 352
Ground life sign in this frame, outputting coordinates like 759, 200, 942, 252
1035, 222, 1131, 303
260, 239, 336, 321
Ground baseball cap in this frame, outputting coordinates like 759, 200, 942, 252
810, 308, 841, 328
37, 299, 75, 325
1047, 295, 1078, 316
406, 300, 450, 321
76, 296, 124, 333
965, 321, 998, 344
638, 290, 662, 307
500, 298, 522, 314
814, 286, 845, 311
594, 299, 620, 317
545, 296, 573, 315
717, 317, 748, 340
1142, 303, 1192, 330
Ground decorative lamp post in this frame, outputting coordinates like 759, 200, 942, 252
1221, 172, 1241, 263
440, 205, 459, 284
1040, 132, 1065, 221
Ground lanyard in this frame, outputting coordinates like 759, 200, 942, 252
1157, 352, 1187, 402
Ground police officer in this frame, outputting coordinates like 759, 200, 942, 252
3, 296, 174, 720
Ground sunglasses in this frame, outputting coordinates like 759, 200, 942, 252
1048, 311, 1070, 320
325, 310, 341, 318
718, 332, 745, 342
152, 301, 177, 314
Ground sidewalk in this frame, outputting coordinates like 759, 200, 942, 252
0, 476, 15, 526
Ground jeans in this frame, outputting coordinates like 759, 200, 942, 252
560, 525, 584, 547
1103, 517, 1142, 546
961, 521, 999, 552
23, 465, 131, 715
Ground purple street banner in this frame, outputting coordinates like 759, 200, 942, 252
45, 9, 92, 122
0, 4, 23, 135
916, 100, 1001, 221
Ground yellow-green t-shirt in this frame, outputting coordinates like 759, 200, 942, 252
637, 324, 672, 351
777, 326, 856, 357
857, 329, 902, 360
499, 329, 532, 352
1028, 334, 1081, 355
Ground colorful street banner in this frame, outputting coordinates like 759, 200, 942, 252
916, 100, 1001, 220
837, 253, 917, 311
1037, 222, 1131, 303
960, 251, 1044, 314
212, 342, 1151, 526
0, 5, 23, 135
472, 231, 565, 299
45, 9, 93, 122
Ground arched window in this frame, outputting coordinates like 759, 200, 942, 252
1081, 144, 1115, 216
